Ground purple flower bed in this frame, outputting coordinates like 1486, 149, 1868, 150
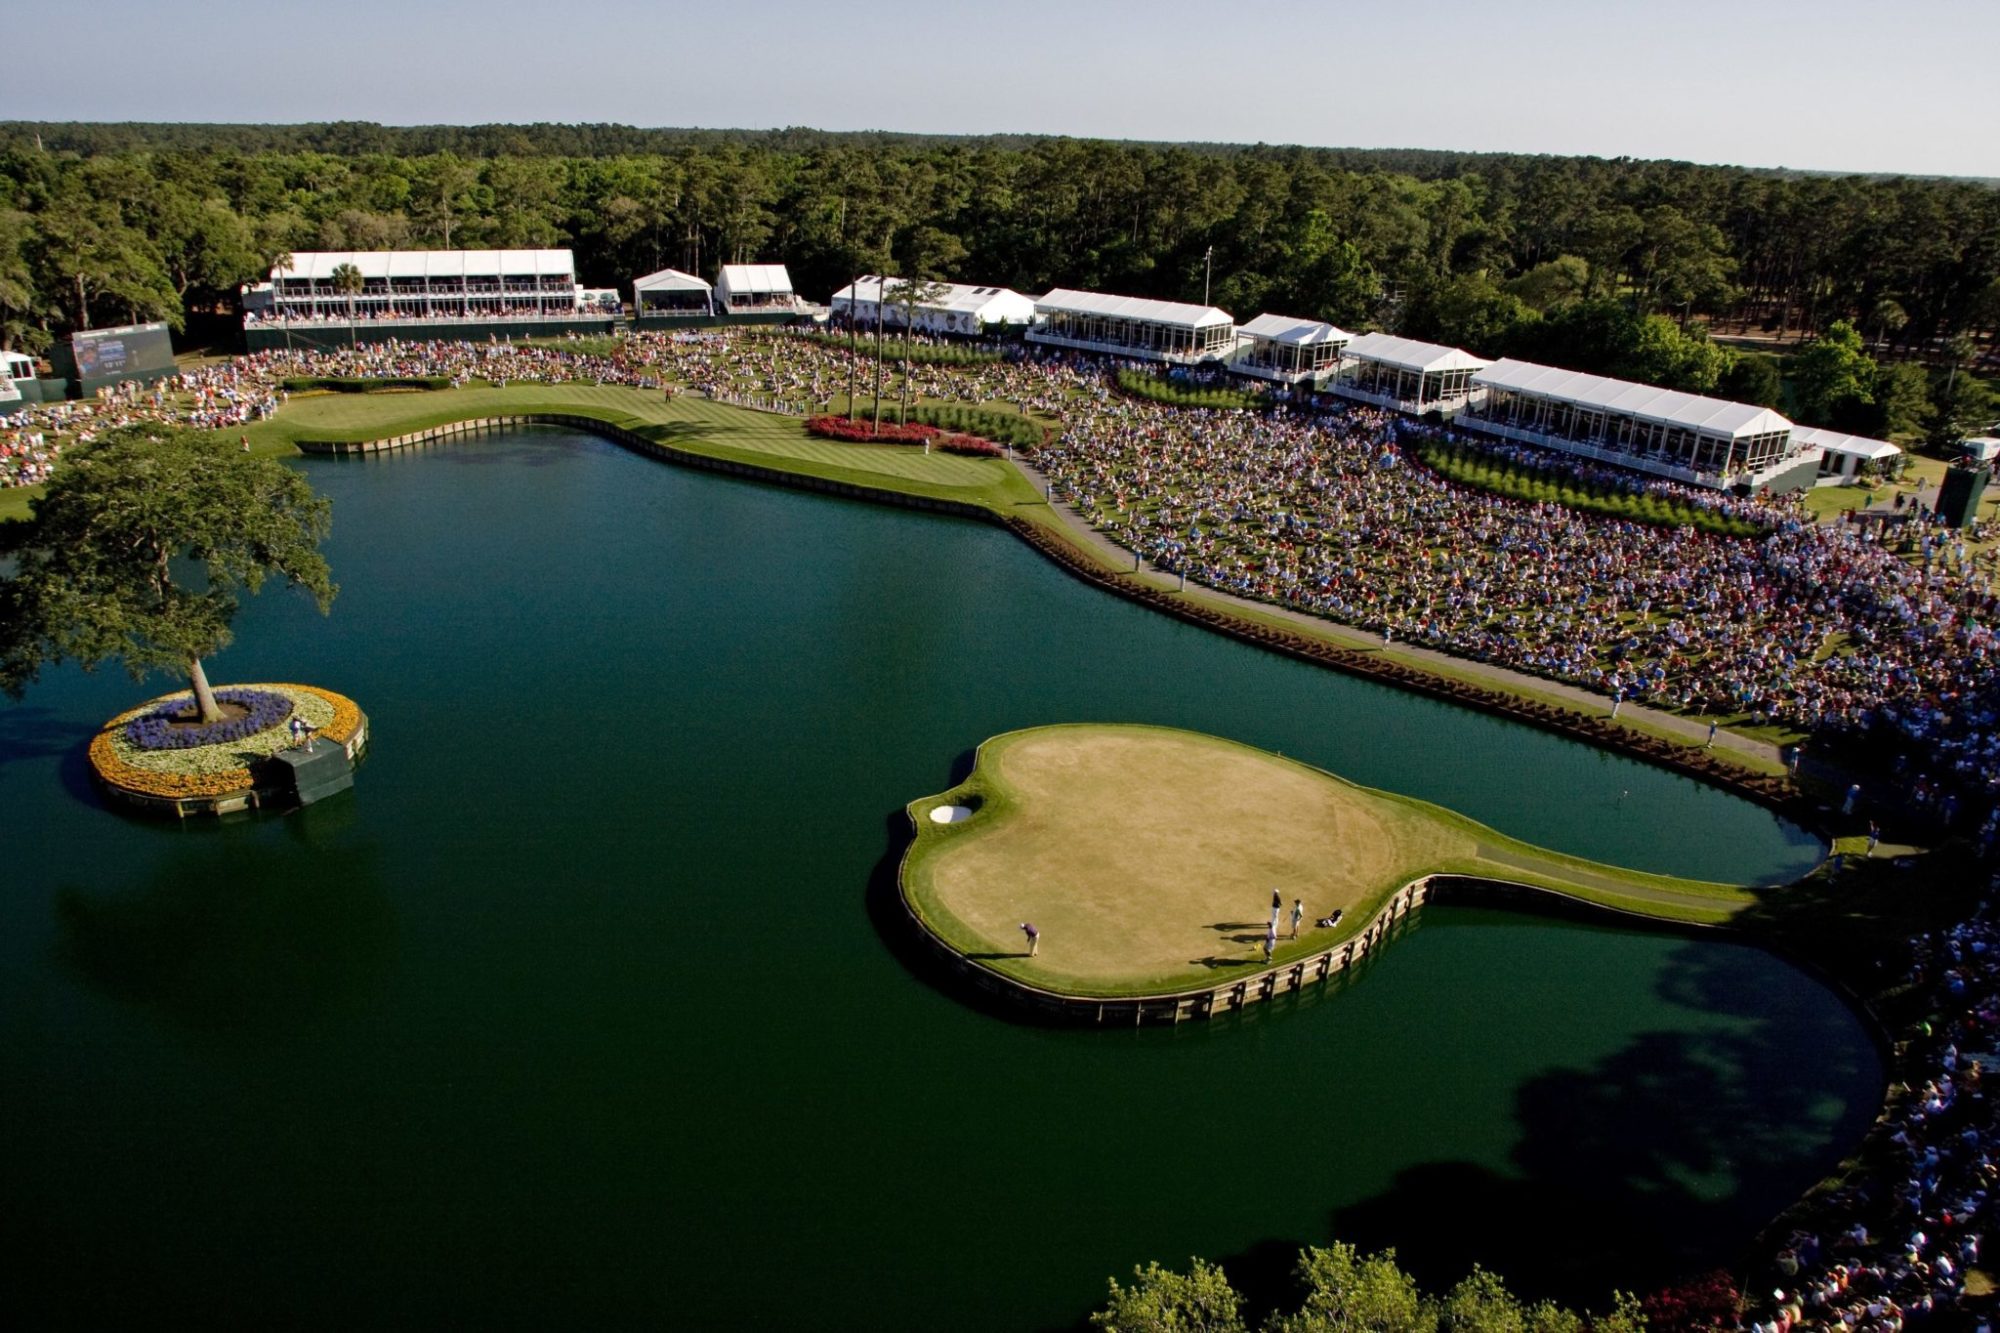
124, 688, 294, 751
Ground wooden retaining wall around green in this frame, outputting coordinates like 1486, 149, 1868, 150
895, 867, 1436, 1026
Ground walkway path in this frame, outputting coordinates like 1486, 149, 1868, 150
1006, 452, 1789, 772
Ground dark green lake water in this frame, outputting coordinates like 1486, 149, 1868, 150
1, 429, 1877, 1330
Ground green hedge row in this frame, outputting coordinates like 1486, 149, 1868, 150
804, 332, 1005, 366
1114, 369, 1264, 411
280, 376, 453, 393
1415, 441, 1766, 539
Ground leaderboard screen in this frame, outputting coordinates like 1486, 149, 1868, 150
71, 323, 176, 382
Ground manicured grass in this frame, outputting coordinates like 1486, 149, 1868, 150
1802, 483, 1878, 521
902, 724, 1764, 1000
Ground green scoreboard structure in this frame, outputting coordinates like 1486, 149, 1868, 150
48, 322, 178, 397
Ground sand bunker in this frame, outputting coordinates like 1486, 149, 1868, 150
929, 805, 974, 825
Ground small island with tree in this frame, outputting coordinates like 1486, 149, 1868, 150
0, 424, 367, 816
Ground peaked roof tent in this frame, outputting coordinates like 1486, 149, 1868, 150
633, 267, 714, 293
1790, 426, 1901, 460
271, 250, 577, 283
1475, 358, 1792, 439
832, 276, 1033, 315
1035, 288, 1233, 329
1342, 332, 1489, 375
718, 263, 794, 295
1239, 313, 1349, 346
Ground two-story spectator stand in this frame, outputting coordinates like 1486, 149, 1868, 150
1328, 333, 1490, 415
1230, 314, 1351, 386
1024, 289, 1236, 364
242, 250, 618, 350
1463, 359, 1821, 492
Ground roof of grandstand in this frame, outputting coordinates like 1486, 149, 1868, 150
1238, 313, 1350, 346
632, 267, 713, 293
1790, 426, 1902, 460
1341, 332, 1490, 374
1474, 358, 1793, 438
718, 264, 795, 295
271, 250, 576, 282
1034, 288, 1234, 329
831, 276, 1034, 315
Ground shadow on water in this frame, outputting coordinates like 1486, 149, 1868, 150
54, 832, 396, 1034
0, 706, 80, 766
1199, 938, 1884, 1317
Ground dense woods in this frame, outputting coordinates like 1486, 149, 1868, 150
2, 121, 1996, 438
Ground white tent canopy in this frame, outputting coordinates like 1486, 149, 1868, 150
831, 276, 1035, 332
717, 264, 796, 302
1474, 359, 1790, 439
633, 267, 715, 317
1034, 288, 1233, 330
1342, 332, 1489, 375
633, 268, 713, 295
1237, 313, 1348, 347
271, 249, 576, 283
1789, 426, 1902, 461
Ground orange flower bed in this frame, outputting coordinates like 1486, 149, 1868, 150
88, 730, 253, 800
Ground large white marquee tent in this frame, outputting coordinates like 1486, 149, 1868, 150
830, 277, 1036, 335
1465, 359, 1809, 488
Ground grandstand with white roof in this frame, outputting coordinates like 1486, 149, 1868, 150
241, 249, 620, 348
1463, 358, 1824, 491
1231, 314, 1350, 384
1025, 289, 1236, 363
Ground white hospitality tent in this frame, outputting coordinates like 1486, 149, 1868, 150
632, 268, 715, 318
716, 263, 798, 311
1025, 288, 1236, 362
1466, 359, 1805, 488
1232, 314, 1351, 383
830, 276, 1036, 335
1330, 332, 1490, 413
1791, 426, 1903, 485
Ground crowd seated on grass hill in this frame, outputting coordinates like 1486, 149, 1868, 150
1751, 909, 2000, 1333
1031, 387, 2000, 831
6, 328, 1999, 833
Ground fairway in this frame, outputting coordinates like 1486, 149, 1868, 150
901, 724, 1769, 999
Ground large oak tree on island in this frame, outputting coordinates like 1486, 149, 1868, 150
0, 425, 335, 723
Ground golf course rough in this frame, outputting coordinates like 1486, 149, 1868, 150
899, 724, 1765, 1002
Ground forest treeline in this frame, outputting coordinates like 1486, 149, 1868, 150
1, 123, 1996, 439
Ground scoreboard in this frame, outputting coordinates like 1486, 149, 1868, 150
56, 322, 178, 395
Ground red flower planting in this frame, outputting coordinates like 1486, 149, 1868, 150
805, 416, 1003, 457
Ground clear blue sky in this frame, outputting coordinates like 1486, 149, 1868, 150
7, 0, 1996, 177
